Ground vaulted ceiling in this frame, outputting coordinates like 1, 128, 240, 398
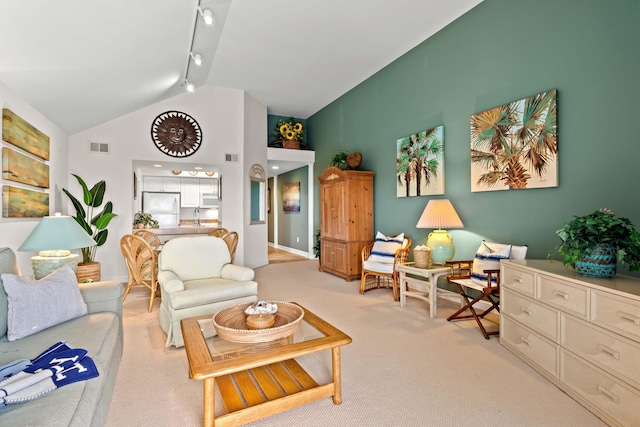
0, 0, 482, 135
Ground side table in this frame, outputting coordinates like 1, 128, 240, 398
396, 263, 451, 318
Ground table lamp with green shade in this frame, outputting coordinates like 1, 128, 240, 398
416, 199, 464, 264
18, 213, 97, 279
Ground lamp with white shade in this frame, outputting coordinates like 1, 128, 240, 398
416, 199, 464, 264
18, 213, 97, 279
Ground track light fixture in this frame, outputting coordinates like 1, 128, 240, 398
197, 7, 214, 26
190, 52, 202, 66
184, 3, 215, 92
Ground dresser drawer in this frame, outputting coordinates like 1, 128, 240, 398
502, 288, 559, 342
501, 316, 558, 378
562, 314, 640, 390
561, 350, 640, 427
591, 290, 640, 343
538, 275, 589, 319
501, 264, 535, 297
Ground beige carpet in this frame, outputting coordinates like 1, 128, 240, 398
106, 261, 607, 427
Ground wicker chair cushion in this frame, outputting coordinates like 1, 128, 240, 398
362, 260, 395, 274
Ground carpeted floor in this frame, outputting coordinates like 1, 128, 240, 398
106, 261, 607, 427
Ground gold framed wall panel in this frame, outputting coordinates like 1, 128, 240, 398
2, 147, 49, 188
2, 185, 49, 218
2, 108, 50, 160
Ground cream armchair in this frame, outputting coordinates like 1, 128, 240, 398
157, 236, 258, 347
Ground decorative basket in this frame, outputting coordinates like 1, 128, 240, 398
282, 139, 301, 149
213, 301, 304, 343
413, 247, 431, 269
76, 262, 101, 283
346, 152, 362, 169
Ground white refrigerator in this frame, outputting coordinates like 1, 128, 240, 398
142, 192, 180, 228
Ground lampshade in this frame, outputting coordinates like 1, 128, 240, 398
18, 214, 97, 252
416, 199, 464, 229
416, 199, 463, 264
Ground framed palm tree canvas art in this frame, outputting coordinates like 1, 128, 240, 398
396, 125, 444, 197
470, 89, 558, 192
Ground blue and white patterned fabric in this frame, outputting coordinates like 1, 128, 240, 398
0, 341, 99, 407
470, 242, 512, 286
367, 232, 405, 264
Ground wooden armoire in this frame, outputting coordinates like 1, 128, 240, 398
318, 166, 374, 281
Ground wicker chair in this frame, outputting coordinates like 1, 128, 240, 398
120, 234, 158, 312
133, 229, 162, 249
221, 231, 239, 263
208, 227, 229, 238
360, 234, 412, 301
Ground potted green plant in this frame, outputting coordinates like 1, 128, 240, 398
63, 174, 117, 281
133, 212, 159, 229
549, 208, 640, 278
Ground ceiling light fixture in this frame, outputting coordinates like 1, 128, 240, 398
190, 52, 202, 66
184, 2, 215, 92
197, 7, 214, 25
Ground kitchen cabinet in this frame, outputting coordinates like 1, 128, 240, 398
180, 178, 200, 207
143, 176, 180, 192
500, 259, 640, 427
199, 178, 219, 196
319, 166, 374, 281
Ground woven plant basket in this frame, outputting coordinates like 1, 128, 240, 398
282, 139, 301, 149
413, 247, 431, 269
76, 261, 101, 283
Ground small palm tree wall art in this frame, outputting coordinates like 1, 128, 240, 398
396, 125, 445, 197
470, 89, 558, 192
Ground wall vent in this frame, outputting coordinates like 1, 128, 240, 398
89, 141, 109, 154
225, 153, 239, 162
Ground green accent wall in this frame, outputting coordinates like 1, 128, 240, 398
273, 166, 309, 251
308, 0, 640, 276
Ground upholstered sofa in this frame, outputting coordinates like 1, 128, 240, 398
0, 247, 123, 427
157, 236, 258, 347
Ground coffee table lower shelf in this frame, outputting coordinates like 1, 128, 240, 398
215, 359, 335, 427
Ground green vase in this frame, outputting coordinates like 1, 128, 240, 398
575, 243, 616, 278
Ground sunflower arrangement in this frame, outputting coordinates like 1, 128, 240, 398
274, 118, 305, 143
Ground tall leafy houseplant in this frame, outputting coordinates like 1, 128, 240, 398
550, 208, 640, 277
63, 174, 117, 263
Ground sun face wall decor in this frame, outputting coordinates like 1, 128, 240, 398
470, 89, 558, 192
151, 111, 202, 158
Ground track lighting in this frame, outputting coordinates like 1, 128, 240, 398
190, 52, 202, 66
197, 7, 214, 25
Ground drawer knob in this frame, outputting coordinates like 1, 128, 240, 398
617, 311, 640, 326
513, 277, 523, 283
596, 385, 620, 404
552, 289, 569, 300
519, 337, 532, 347
597, 344, 620, 360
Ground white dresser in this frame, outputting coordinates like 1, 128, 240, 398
500, 259, 640, 427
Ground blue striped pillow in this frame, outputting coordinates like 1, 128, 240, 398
471, 242, 511, 285
367, 232, 405, 264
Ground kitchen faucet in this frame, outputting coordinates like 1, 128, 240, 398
193, 206, 201, 226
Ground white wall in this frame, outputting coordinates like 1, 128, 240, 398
0, 80, 69, 275
243, 92, 268, 268
68, 85, 267, 281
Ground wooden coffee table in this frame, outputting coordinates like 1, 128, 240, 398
181, 303, 352, 427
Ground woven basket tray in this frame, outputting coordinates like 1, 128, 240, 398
213, 302, 304, 343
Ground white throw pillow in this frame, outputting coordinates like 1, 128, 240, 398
367, 232, 405, 264
1, 266, 87, 341
470, 242, 512, 286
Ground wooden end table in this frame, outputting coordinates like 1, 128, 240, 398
181, 303, 352, 427
396, 263, 452, 318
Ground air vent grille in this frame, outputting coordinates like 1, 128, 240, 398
89, 141, 109, 154
225, 153, 239, 162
